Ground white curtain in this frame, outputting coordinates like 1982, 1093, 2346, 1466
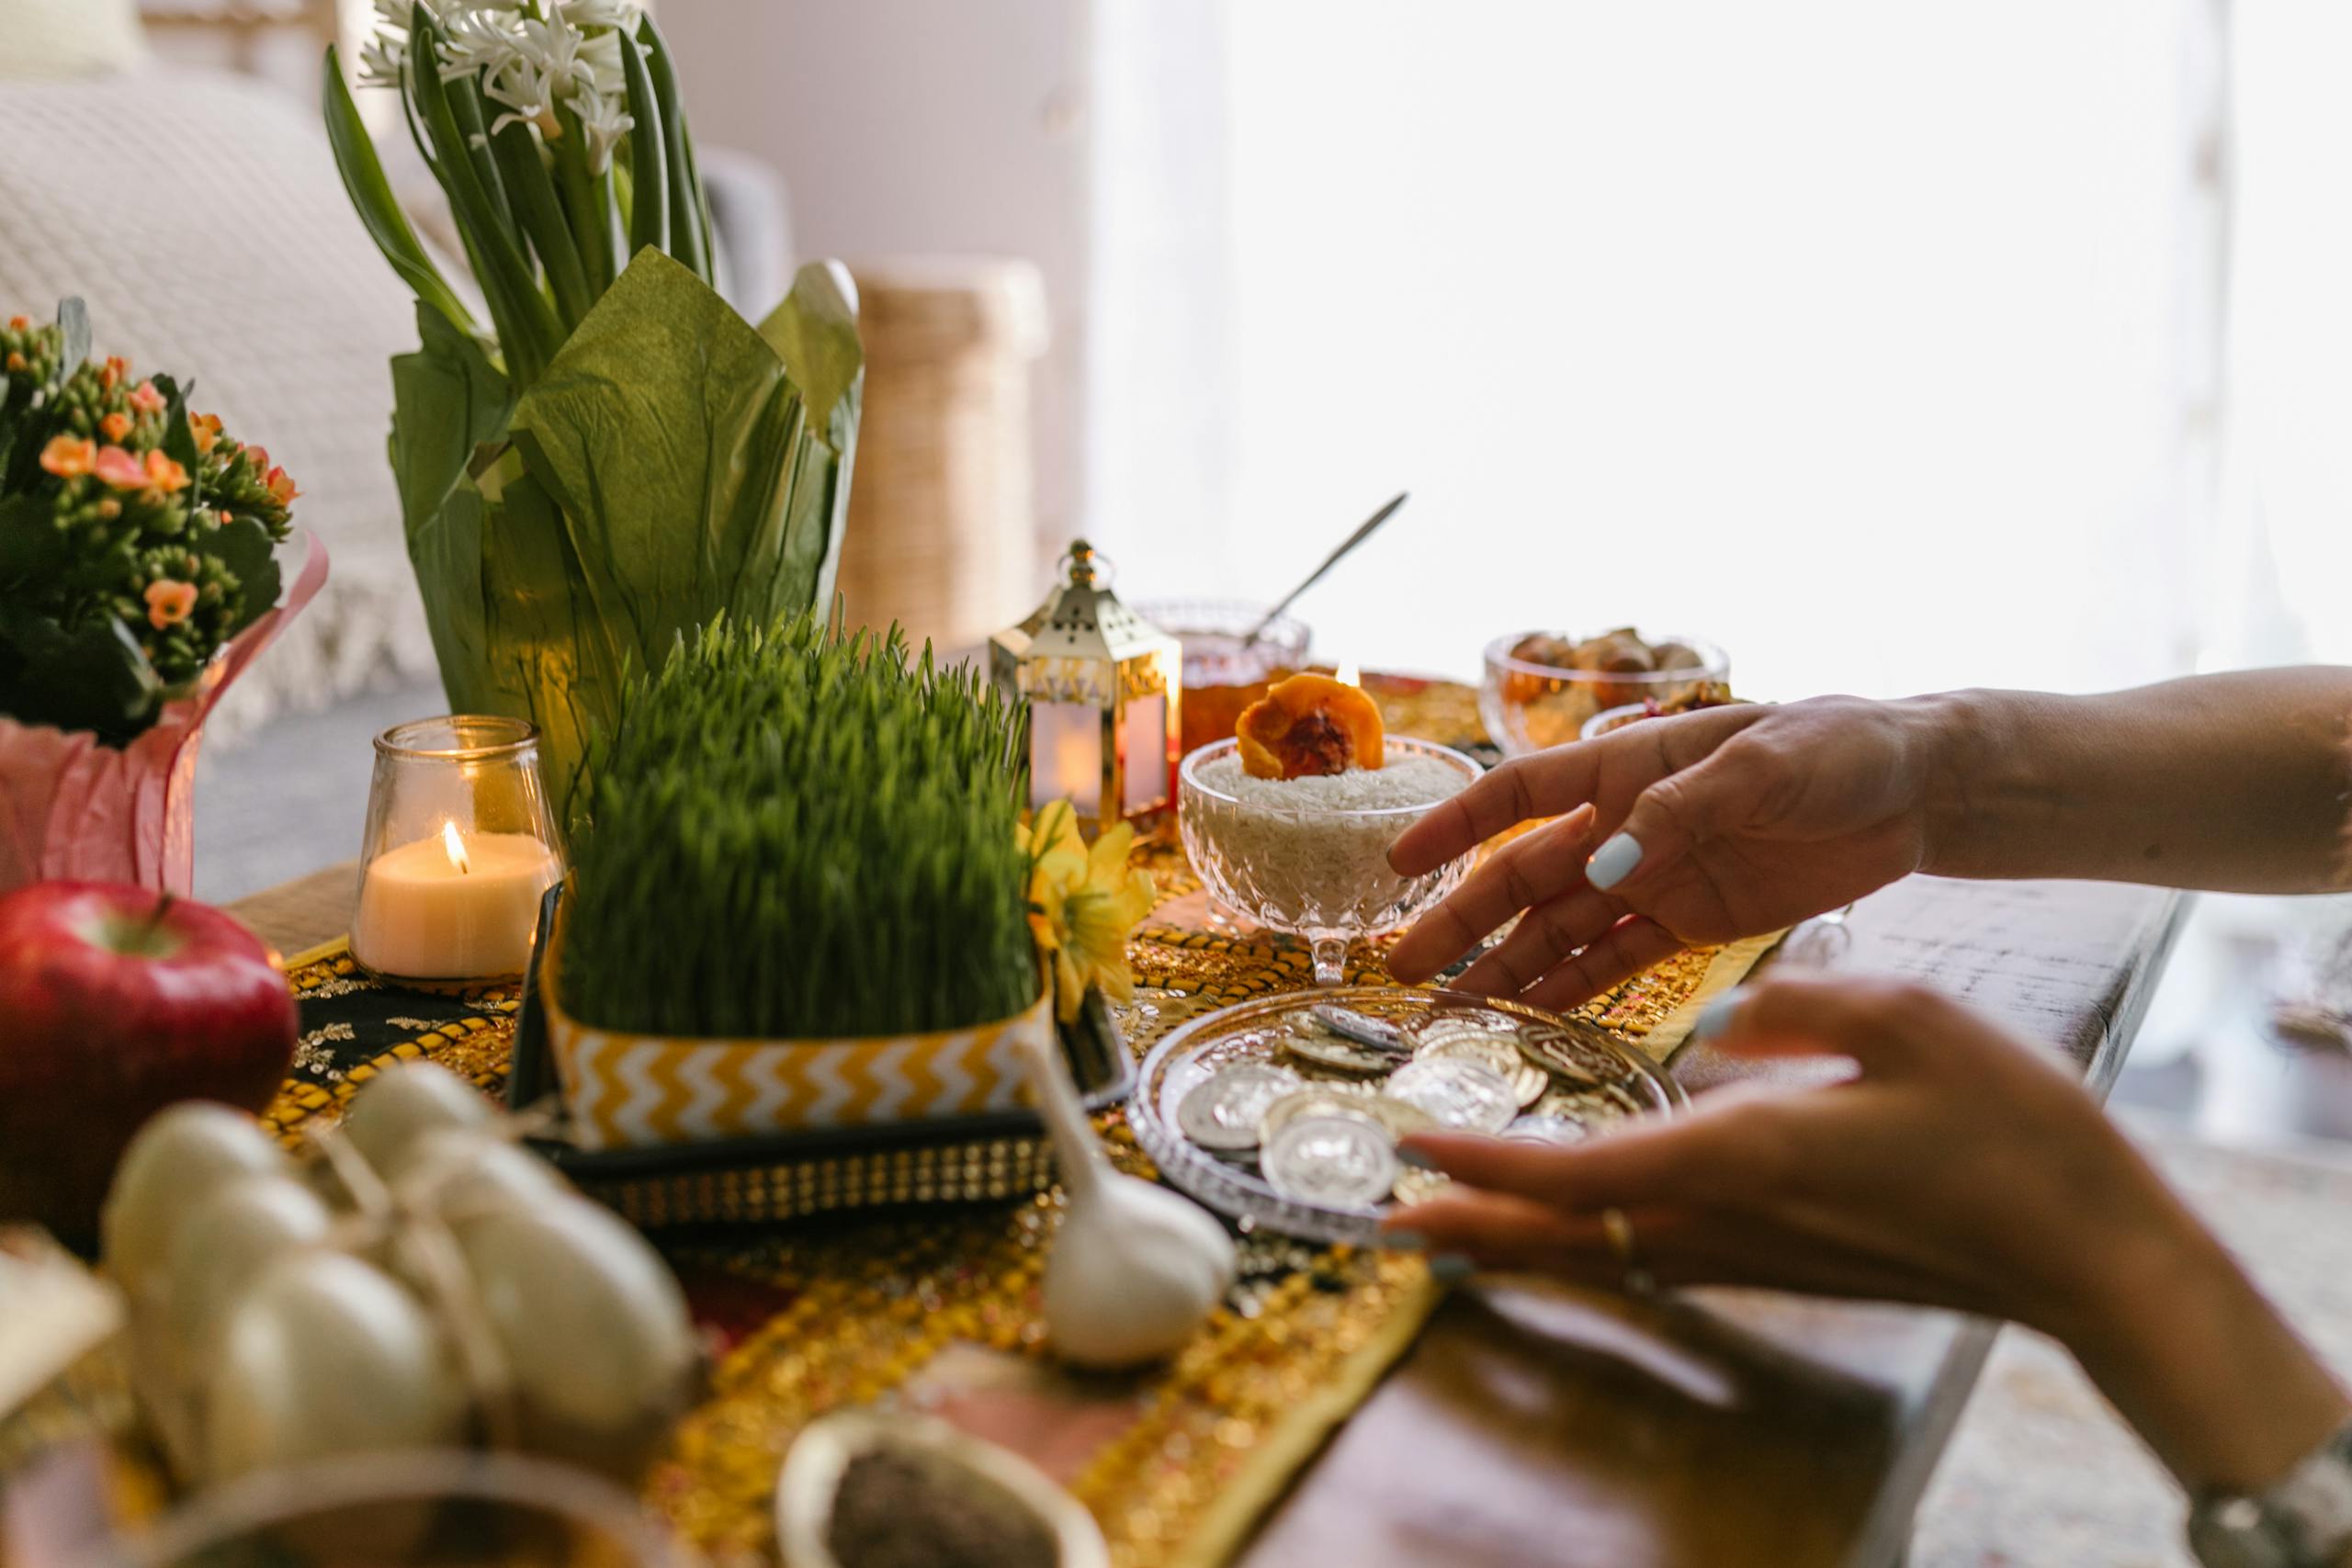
1088, 0, 2222, 702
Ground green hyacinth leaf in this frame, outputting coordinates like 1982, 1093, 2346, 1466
507, 247, 860, 660
389, 302, 513, 542
757, 260, 865, 453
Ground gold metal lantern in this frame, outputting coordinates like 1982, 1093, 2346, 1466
990, 541, 1181, 830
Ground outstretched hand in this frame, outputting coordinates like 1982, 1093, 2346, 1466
1385, 696, 1945, 1007
1379, 974, 2352, 1495
1383, 975, 2181, 1331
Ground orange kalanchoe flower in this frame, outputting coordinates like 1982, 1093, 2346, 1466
128, 380, 166, 415
187, 412, 221, 455
92, 446, 145, 490
39, 435, 96, 478
265, 466, 299, 505
98, 355, 129, 392
6, 314, 28, 331
99, 411, 131, 442
144, 580, 198, 630
142, 449, 189, 493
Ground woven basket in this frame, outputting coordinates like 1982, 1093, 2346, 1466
836, 257, 1048, 651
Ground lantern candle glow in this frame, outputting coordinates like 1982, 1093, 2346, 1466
991, 542, 1181, 832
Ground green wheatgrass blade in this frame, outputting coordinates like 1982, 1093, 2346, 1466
562, 610, 1035, 1039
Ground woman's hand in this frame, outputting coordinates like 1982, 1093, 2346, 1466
1385, 695, 1951, 1007
1382, 975, 2351, 1494
1388, 670, 2352, 1009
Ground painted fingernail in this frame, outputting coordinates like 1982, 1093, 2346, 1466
1586, 832, 1643, 891
1396, 1146, 1439, 1171
1377, 1230, 1427, 1252
1430, 1254, 1476, 1282
1690, 987, 1745, 1044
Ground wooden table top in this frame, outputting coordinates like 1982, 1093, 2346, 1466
230, 868, 2185, 1568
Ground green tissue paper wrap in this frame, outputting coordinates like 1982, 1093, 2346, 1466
388, 248, 863, 822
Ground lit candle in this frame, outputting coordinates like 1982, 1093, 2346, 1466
1118, 692, 1168, 814
1030, 702, 1102, 817
351, 820, 560, 980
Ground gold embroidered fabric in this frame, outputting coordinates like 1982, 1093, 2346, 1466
12, 680, 1781, 1568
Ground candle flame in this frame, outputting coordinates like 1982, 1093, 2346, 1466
1334, 660, 1361, 688
440, 819, 471, 875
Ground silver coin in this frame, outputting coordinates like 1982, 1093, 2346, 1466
1176, 1062, 1304, 1152
1412, 1032, 1549, 1110
1261, 1087, 1436, 1145
1502, 1115, 1590, 1146
1406, 1007, 1523, 1047
1261, 1115, 1401, 1208
1278, 1023, 1396, 1076
1515, 1016, 1634, 1088
1382, 1056, 1520, 1134
1310, 1005, 1411, 1055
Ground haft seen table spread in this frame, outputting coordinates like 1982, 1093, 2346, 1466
3, 680, 2184, 1568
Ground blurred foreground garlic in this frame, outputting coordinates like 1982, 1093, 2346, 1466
102, 1103, 288, 1295
105, 1062, 699, 1487
1019, 1035, 1235, 1369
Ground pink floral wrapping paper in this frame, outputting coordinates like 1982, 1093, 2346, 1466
0, 533, 327, 898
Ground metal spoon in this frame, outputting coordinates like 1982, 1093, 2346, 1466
1242, 491, 1409, 647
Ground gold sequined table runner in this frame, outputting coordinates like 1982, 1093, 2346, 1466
5, 678, 1781, 1568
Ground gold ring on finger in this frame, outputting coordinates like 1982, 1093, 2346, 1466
1600, 1205, 1657, 1298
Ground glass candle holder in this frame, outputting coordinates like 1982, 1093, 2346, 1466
350, 716, 562, 984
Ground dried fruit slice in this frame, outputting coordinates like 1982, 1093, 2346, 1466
1236, 673, 1386, 779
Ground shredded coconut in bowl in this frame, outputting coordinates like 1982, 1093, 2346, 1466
1180, 742, 1476, 936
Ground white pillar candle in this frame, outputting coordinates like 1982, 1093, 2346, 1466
1118, 692, 1168, 814
1030, 701, 1103, 817
351, 822, 560, 980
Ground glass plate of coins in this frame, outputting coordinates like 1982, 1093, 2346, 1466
1126, 986, 1686, 1244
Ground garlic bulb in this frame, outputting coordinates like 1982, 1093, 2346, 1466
338, 1062, 496, 1184
1020, 1036, 1236, 1369
450, 1200, 699, 1477
162, 1174, 334, 1361
397, 1127, 567, 1212
202, 1251, 468, 1484
102, 1102, 287, 1295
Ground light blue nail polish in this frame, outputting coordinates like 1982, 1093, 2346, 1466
1690, 987, 1744, 1044
1396, 1146, 1439, 1171
1586, 832, 1644, 891
1430, 1254, 1476, 1282
1379, 1230, 1427, 1253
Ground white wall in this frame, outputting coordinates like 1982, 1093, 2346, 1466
659, 0, 1091, 580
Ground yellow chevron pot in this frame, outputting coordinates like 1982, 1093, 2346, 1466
539, 941, 1054, 1153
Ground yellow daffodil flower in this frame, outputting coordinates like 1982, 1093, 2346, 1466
1019, 800, 1158, 1022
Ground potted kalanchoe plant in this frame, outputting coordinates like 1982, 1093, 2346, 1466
0, 300, 321, 895
324, 0, 865, 825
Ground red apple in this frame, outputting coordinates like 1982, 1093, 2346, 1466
0, 881, 297, 1246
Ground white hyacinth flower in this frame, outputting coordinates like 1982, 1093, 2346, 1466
356, 30, 407, 86
576, 30, 626, 99
569, 77, 635, 175
559, 0, 642, 32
